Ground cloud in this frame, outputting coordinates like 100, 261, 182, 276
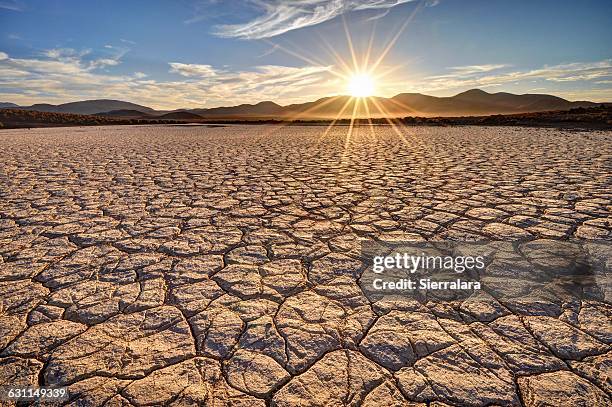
421, 60, 612, 92
43, 48, 79, 59
213, 0, 420, 39
89, 58, 121, 69
448, 64, 509, 74
422, 64, 509, 82
0, 49, 335, 109
364, 8, 392, 22
0, 0, 23, 11
166, 63, 334, 104
169, 63, 217, 77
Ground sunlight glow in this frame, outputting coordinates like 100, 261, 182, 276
263, 3, 423, 145
347, 73, 375, 98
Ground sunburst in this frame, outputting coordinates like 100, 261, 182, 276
347, 73, 375, 98
260, 0, 425, 145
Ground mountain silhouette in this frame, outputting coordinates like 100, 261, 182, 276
1, 90, 603, 119
3, 99, 156, 115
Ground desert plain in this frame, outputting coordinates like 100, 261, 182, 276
0, 124, 610, 406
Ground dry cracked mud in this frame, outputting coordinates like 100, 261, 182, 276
0, 124, 610, 406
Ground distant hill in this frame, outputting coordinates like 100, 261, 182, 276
185, 90, 601, 119
189, 101, 283, 118
386, 89, 594, 116
0, 108, 182, 129
155, 111, 203, 120
0, 102, 19, 108
5, 99, 156, 115
2, 90, 607, 119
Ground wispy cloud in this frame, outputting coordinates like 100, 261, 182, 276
448, 64, 509, 75
422, 64, 509, 81
0, 0, 23, 11
43, 48, 89, 59
0, 49, 334, 109
421, 60, 612, 93
213, 0, 421, 39
32, 47, 125, 72
364, 8, 392, 22
169, 63, 217, 77
166, 63, 334, 104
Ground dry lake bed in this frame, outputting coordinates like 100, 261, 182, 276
0, 124, 610, 406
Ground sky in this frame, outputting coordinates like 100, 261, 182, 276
0, 0, 611, 109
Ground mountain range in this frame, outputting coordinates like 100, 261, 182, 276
0, 100, 157, 115
1, 89, 605, 120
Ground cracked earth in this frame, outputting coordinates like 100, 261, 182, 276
0, 124, 610, 406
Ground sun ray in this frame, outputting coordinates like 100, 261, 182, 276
256, 1, 428, 130
362, 97, 376, 138
369, 97, 411, 145
316, 33, 354, 79
264, 38, 327, 66
370, 1, 423, 74
373, 64, 408, 81
251, 96, 347, 145
289, 95, 344, 120
342, 15, 360, 73
341, 97, 360, 165
347, 74, 375, 97
348, 97, 359, 138
373, 99, 430, 166
363, 18, 379, 70
261, 39, 346, 81
316, 96, 354, 144
384, 97, 422, 117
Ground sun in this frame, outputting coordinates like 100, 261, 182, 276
347, 73, 375, 97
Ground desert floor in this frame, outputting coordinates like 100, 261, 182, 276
0, 125, 610, 406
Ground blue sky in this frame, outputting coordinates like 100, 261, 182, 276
0, 0, 610, 108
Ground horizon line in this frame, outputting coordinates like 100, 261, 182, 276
3, 88, 610, 111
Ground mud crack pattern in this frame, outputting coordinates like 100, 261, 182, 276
0, 125, 610, 406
